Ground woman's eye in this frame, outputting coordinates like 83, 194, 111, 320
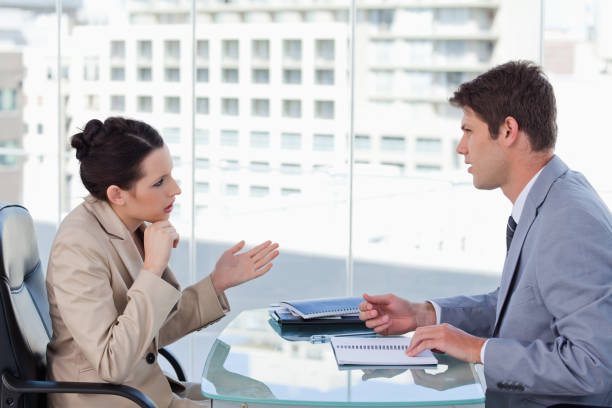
153, 178, 164, 187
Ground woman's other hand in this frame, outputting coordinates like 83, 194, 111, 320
210, 240, 279, 294
142, 220, 179, 276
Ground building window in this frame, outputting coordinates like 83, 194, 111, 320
250, 131, 270, 148
110, 95, 125, 112
222, 39, 239, 60
250, 185, 270, 197
283, 69, 301, 84
165, 68, 180, 82
416, 137, 442, 153
137, 67, 152, 81
222, 68, 239, 83
224, 184, 239, 196
195, 129, 209, 145
110, 40, 125, 59
382, 162, 406, 174
283, 39, 302, 61
137, 40, 152, 60
86, 94, 100, 111
222, 159, 240, 171
251, 99, 270, 117
37, 124, 43, 135
165, 40, 181, 60
220, 130, 239, 146
110, 67, 125, 81
196, 68, 209, 83
221, 98, 239, 116
249, 161, 270, 173
137, 96, 153, 112
381, 136, 406, 152
282, 100, 301, 118
355, 135, 371, 150
0, 140, 19, 167
281, 132, 301, 150
164, 96, 180, 114
252, 69, 269, 84
315, 69, 334, 85
0, 89, 17, 111
313, 134, 334, 151
314, 100, 334, 119
281, 188, 301, 196
195, 158, 210, 169
196, 182, 210, 193
280, 163, 301, 174
316, 39, 335, 61
196, 40, 209, 60
83, 57, 99, 81
196, 97, 209, 115
252, 39, 269, 60
163, 128, 180, 144
416, 164, 441, 172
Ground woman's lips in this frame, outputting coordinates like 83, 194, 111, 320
164, 203, 174, 213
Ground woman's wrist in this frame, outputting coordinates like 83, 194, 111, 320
142, 261, 164, 277
210, 270, 226, 295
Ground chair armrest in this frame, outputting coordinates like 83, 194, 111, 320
1, 372, 157, 408
158, 347, 186, 382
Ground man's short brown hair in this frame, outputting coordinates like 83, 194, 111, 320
449, 60, 557, 152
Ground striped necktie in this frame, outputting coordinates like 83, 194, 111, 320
506, 215, 517, 252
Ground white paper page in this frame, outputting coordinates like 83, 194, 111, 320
331, 336, 437, 366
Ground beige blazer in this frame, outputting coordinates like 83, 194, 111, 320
46, 196, 230, 408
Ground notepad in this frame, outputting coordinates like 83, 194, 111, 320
331, 336, 438, 366
279, 296, 362, 319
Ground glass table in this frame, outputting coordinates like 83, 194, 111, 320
201, 309, 485, 407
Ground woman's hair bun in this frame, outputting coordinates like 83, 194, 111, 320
71, 119, 104, 161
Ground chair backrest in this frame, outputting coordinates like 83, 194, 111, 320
0, 203, 53, 407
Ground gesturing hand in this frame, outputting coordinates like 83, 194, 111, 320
406, 323, 486, 364
359, 293, 436, 336
210, 240, 279, 294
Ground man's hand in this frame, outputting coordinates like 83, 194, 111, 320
406, 323, 486, 364
359, 293, 437, 335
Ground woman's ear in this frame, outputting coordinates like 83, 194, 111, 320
106, 185, 125, 206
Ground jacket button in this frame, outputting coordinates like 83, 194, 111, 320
146, 352, 155, 364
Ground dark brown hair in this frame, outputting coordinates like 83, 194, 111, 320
449, 60, 557, 152
71, 117, 164, 201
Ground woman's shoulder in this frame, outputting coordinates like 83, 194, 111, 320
54, 201, 107, 247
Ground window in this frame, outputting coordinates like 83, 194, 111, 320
172, 156, 181, 167
196, 97, 209, 115
0, 140, 18, 167
283, 39, 302, 61
83, 57, 99, 81
316, 39, 335, 61
222, 68, 239, 83
138, 67, 152, 81
280, 163, 301, 174
252, 39, 269, 60
282, 100, 301, 118
281, 188, 301, 196
110, 95, 125, 112
222, 159, 240, 170
196, 68, 209, 83
222, 98, 239, 116
165, 68, 180, 82
195, 158, 210, 169
137, 96, 153, 112
195, 182, 210, 193
313, 134, 334, 151
281, 132, 301, 150
222, 39, 239, 60
283, 69, 301, 84
252, 69, 269, 84
250, 131, 270, 148
110, 67, 125, 81
165, 40, 180, 60
195, 129, 209, 145
220, 130, 239, 146
37, 124, 43, 135
314, 100, 334, 119
416, 137, 442, 153
224, 184, 239, 196
86, 94, 100, 110
382, 162, 405, 173
355, 135, 371, 150
164, 96, 180, 114
251, 99, 269, 117
110, 40, 125, 59
249, 161, 270, 173
315, 69, 334, 85
163, 128, 180, 144
416, 164, 441, 172
196, 40, 209, 60
0, 89, 17, 111
137, 40, 152, 60
381, 136, 406, 152
250, 185, 270, 197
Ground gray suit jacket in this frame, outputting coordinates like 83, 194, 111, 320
434, 156, 612, 407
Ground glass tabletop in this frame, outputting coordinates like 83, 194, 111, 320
201, 309, 485, 406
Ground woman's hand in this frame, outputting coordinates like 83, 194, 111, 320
142, 220, 179, 277
210, 240, 279, 294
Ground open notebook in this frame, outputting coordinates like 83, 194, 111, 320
331, 336, 438, 366
279, 296, 362, 319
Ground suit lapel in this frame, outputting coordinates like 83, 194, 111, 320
493, 156, 569, 334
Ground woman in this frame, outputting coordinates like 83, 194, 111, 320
45, 117, 279, 408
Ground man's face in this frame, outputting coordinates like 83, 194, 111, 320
456, 107, 507, 190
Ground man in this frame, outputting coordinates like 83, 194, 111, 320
360, 61, 612, 407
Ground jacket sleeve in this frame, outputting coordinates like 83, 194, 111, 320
158, 275, 230, 347
48, 235, 180, 384
432, 288, 499, 338
484, 206, 612, 395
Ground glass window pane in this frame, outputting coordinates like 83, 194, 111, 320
380, 136, 406, 152
220, 130, 239, 146
282, 99, 301, 118
165, 40, 181, 60
251, 99, 269, 117
250, 131, 270, 148
223, 39, 239, 60
222, 98, 239, 115
252, 68, 269, 84
283, 69, 301, 84
313, 134, 334, 151
281, 132, 301, 150
164, 96, 180, 113
283, 39, 302, 61
222, 68, 239, 83
196, 97, 209, 115
196, 68, 209, 83
316, 39, 335, 61
314, 100, 334, 119
196, 40, 209, 60
165, 67, 180, 82
196, 129, 210, 145
315, 69, 334, 85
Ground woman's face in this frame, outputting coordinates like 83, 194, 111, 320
122, 145, 181, 225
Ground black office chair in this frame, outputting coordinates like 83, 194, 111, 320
0, 203, 185, 408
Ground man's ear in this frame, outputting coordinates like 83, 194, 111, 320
500, 116, 519, 146
106, 185, 126, 206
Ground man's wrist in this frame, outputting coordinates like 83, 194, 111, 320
415, 302, 437, 327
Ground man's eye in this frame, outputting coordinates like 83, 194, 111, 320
153, 178, 164, 187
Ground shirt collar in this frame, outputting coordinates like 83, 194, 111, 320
511, 167, 544, 223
